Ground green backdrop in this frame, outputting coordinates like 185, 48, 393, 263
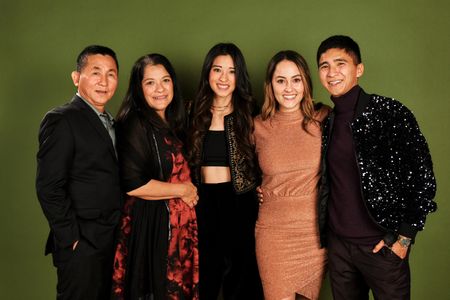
1, 0, 449, 299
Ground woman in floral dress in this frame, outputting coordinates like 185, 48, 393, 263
112, 53, 199, 300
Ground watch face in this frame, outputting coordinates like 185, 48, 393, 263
399, 238, 411, 247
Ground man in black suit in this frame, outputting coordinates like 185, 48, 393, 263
36, 45, 122, 299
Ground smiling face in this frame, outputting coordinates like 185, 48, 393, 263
141, 64, 174, 120
208, 55, 236, 102
272, 60, 304, 113
318, 48, 364, 97
71, 54, 118, 112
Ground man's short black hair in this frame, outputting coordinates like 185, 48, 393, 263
316, 35, 361, 66
76, 45, 119, 72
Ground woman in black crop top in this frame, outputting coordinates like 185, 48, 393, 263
187, 43, 263, 299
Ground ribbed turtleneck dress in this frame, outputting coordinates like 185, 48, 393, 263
254, 108, 328, 300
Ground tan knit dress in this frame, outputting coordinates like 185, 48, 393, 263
254, 108, 327, 300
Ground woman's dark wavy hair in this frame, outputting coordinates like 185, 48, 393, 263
116, 53, 185, 137
188, 43, 257, 171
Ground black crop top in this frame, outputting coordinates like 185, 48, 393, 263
202, 130, 229, 166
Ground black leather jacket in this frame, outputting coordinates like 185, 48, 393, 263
318, 89, 437, 247
192, 113, 259, 194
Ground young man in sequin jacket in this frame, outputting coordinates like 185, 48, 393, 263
316, 35, 437, 299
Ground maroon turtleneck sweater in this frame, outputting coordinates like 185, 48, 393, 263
327, 85, 384, 244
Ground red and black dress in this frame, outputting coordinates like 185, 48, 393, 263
111, 111, 199, 300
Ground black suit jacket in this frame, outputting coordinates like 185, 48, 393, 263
36, 96, 122, 260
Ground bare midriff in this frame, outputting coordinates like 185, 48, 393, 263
201, 166, 231, 183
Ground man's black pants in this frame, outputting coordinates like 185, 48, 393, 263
53, 238, 115, 300
328, 232, 410, 300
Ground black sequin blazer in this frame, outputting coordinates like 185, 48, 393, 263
318, 88, 437, 247
192, 113, 259, 195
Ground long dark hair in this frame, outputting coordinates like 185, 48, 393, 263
116, 53, 185, 136
188, 43, 256, 170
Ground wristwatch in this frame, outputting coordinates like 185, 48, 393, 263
397, 235, 411, 248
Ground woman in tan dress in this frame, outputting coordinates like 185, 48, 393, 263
254, 50, 330, 300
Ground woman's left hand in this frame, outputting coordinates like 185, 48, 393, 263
180, 182, 199, 208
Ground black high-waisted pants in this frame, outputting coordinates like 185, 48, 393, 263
196, 182, 263, 300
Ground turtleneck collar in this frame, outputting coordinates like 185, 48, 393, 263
331, 85, 361, 114
273, 109, 303, 121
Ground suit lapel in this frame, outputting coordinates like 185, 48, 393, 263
71, 96, 118, 162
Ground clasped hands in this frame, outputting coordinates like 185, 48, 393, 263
180, 182, 199, 208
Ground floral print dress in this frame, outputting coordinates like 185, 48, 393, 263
112, 129, 199, 300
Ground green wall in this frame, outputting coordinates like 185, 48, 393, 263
1, 0, 449, 299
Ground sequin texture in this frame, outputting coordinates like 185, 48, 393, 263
319, 93, 437, 242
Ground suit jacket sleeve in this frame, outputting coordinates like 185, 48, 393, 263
36, 111, 80, 249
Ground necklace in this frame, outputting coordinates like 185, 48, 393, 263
211, 102, 231, 112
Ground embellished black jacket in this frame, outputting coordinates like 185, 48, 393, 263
192, 113, 259, 194
318, 89, 437, 247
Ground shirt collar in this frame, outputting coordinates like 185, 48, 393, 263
77, 92, 114, 120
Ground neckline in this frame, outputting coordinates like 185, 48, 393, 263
273, 109, 303, 121
331, 85, 360, 114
